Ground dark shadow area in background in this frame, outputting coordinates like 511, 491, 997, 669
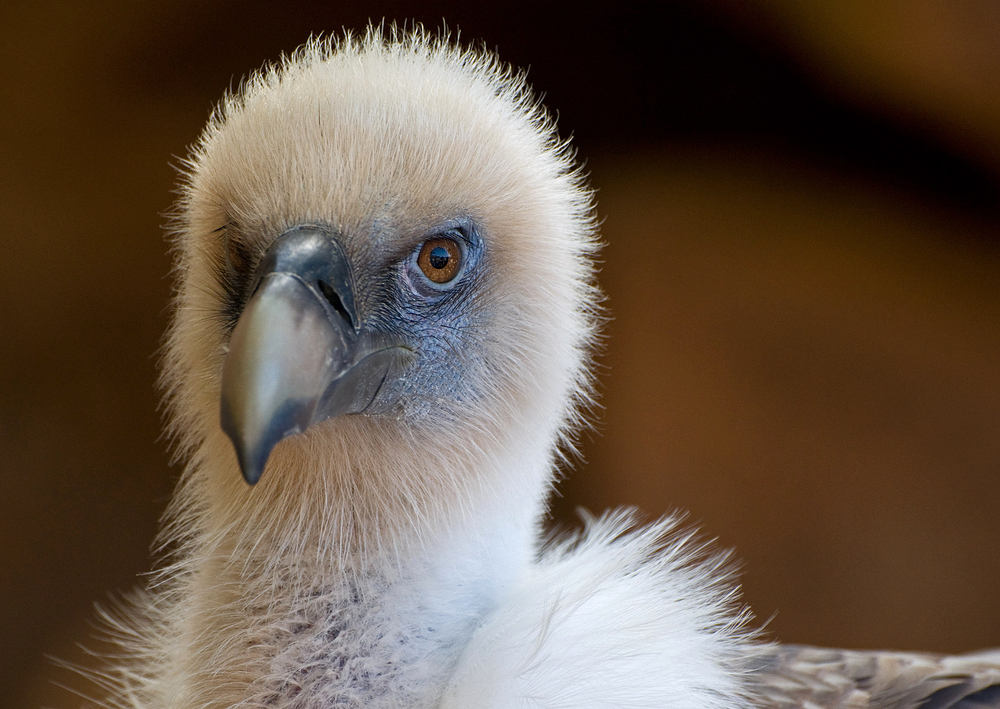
122, 0, 1000, 224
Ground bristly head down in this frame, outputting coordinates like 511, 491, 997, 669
161, 27, 602, 573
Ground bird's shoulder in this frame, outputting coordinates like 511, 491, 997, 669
441, 510, 759, 708
752, 644, 1000, 709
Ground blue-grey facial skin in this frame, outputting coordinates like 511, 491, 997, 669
354, 217, 493, 422
219, 216, 494, 482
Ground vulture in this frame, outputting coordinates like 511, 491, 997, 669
86, 28, 1000, 709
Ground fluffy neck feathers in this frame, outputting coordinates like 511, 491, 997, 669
156, 405, 553, 706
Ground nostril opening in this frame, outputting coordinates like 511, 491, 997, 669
317, 280, 354, 329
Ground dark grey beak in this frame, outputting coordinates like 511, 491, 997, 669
220, 226, 401, 485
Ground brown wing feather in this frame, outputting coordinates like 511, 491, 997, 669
752, 645, 1000, 709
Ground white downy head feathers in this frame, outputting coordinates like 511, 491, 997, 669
82, 27, 758, 709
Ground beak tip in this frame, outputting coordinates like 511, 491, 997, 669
241, 460, 265, 486
232, 438, 273, 486
221, 409, 273, 487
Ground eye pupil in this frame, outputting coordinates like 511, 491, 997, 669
417, 237, 463, 285
428, 246, 450, 270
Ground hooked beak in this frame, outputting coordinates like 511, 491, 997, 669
220, 226, 404, 485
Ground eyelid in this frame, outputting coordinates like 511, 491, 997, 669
449, 229, 473, 246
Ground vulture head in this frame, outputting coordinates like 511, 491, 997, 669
164, 30, 600, 575
81, 27, 1000, 709
87, 28, 766, 709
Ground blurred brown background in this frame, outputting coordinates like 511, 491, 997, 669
2, 1, 999, 707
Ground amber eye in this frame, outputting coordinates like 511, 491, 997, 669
416, 238, 463, 284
